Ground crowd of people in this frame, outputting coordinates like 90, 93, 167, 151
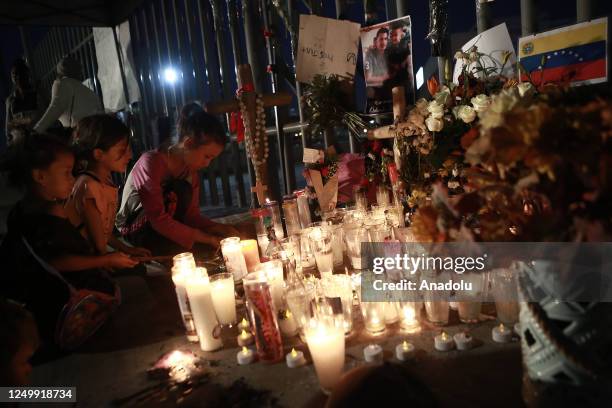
0, 56, 248, 386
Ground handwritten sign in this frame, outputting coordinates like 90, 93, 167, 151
296, 14, 361, 83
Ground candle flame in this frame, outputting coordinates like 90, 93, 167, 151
241, 318, 249, 326
285, 310, 293, 318
441, 331, 449, 340
499, 323, 506, 332
402, 340, 409, 350
241, 346, 248, 353
402, 306, 415, 322
291, 348, 298, 357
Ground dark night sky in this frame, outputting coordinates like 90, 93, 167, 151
0, 0, 610, 133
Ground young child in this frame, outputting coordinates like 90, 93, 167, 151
0, 132, 136, 343
66, 114, 151, 258
0, 298, 39, 386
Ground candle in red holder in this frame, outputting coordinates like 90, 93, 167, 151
243, 271, 284, 363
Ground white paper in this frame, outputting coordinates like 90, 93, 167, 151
93, 22, 141, 110
296, 15, 361, 83
303, 147, 323, 164
452, 23, 516, 84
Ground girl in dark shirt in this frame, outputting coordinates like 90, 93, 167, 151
0, 132, 137, 343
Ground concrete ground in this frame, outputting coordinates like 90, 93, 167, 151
28, 271, 524, 407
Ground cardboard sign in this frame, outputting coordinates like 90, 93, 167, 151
296, 14, 361, 83
518, 17, 608, 86
309, 170, 338, 212
452, 23, 516, 84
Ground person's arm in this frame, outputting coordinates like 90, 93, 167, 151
108, 235, 151, 258
132, 153, 212, 249
33, 79, 70, 133
50, 252, 138, 271
81, 197, 108, 254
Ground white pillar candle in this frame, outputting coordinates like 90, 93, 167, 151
237, 346, 255, 365
171, 272, 198, 342
285, 348, 306, 368
434, 331, 454, 351
209, 273, 236, 325
255, 260, 284, 310
185, 268, 223, 352
453, 332, 474, 350
304, 319, 345, 393
395, 341, 415, 361
278, 310, 299, 337
240, 239, 261, 272
363, 344, 384, 363
492, 323, 513, 343
221, 237, 248, 281
238, 317, 251, 332
237, 329, 254, 346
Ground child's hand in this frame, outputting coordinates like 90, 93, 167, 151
125, 247, 152, 258
104, 252, 139, 269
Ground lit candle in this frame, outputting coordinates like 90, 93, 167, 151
434, 331, 454, 351
237, 346, 255, 365
209, 272, 236, 326
453, 331, 474, 350
221, 237, 248, 281
395, 340, 415, 361
238, 317, 250, 332
240, 239, 261, 272
304, 319, 345, 393
173, 252, 196, 273
361, 302, 386, 334
363, 344, 384, 363
492, 323, 513, 343
237, 329, 254, 347
185, 268, 223, 352
278, 310, 299, 337
400, 302, 420, 333
285, 348, 306, 368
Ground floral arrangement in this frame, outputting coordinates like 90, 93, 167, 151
409, 83, 612, 243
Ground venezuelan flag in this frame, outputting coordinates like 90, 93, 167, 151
518, 17, 608, 85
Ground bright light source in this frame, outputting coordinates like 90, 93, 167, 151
163, 67, 178, 84
416, 66, 424, 90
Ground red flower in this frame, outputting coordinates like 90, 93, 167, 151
321, 167, 330, 178
372, 140, 383, 154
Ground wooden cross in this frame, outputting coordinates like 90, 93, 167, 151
206, 64, 292, 207
250, 180, 268, 207
367, 86, 408, 140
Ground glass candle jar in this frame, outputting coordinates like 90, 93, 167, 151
294, 189, 312, 229
320, 275, 354, 335
282, 196, 301, 237
220, 237, 248, 281
263, 199, 285, 240
243, 271, 284, 363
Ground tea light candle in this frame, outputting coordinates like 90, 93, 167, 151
278, 310, 299, 337
395, 340, 415, 361
453, 331, 474, 350
434, 331, 454, 351
286, 348, 306, 368
240, 239, 261, 272
238, 317, 250, 331
492, 323, 513, 343
221, 237, 248, 281
237, 346, 255, 365
237, 329, 254, 346
363, 344, 384, 363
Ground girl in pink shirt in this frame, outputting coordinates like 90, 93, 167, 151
116, 109, 241, 255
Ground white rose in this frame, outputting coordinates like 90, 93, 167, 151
471, 94, 491, 113
455, 105, 476, 123
427, 100, 445, 119
425, 116, 444, 132
415, 98, 429, 115
434, 86, 451, 105
490, 88, 520, 113
517, 82, 535, 98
